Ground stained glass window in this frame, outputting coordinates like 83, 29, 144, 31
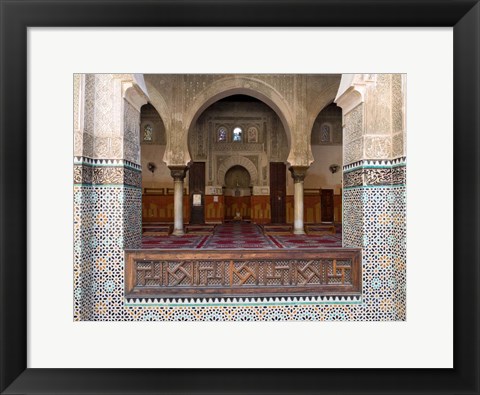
143, 124, 153, 141
217, 127, 227, 142
233, 127, 243, 142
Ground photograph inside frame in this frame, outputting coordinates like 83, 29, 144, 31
73, 74, 406, 321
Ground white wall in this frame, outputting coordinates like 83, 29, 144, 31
304, 145, 342, 194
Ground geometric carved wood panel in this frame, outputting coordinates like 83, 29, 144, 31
125, 249, 361, 299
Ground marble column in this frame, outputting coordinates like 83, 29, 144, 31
169, 166, 189, 236
289, 166, 308, 235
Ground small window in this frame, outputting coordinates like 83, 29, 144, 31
233, 127, 243, 142
217, 127, 227, 142
143, 124, 153, 141
320, 124, 331, 143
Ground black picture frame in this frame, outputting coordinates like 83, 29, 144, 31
1, 1, 479, 394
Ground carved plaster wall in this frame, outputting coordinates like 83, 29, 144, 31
143, 74, 341, 168
75, 74, 147, 165
336, 74, 406, 164
188, 100, 287, 190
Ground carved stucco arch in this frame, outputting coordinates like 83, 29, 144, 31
185, 76, 294, 160
145, 79, 171, 133
307, 78, 343, 135
217, 156, 259, 186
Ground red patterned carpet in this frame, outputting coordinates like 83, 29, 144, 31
142, 234, 209, 249
141, 222, 342, 249
200, 223, 277, 249
267, 233, 342, 249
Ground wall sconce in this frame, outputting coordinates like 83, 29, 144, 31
147, 162, 156, 173
329, 164, 340, 174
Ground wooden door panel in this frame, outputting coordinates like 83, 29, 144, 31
270, 163, 286, 223
321, 189, 334, 222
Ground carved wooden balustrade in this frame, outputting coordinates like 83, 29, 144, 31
125, 249, 362, 299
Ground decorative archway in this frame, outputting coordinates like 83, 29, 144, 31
185, 76, 294, 159
217, 155, 259, 186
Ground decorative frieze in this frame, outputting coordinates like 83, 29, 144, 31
74, 157, 141, 188
343, 169, 363, 188
343, 162, 406, 188
342, 157, 406, 171
213, 142, 264, 152
74, 156, 141, 171
125, 294, 362, 306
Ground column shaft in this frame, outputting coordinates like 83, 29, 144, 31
169, 166, 189, 236
173, 179, 184, 235
293, 180, 305, 234
289, 166, 308, 235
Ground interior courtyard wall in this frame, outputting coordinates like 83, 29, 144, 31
306, 146, 342, 192
73, 73, 407, 321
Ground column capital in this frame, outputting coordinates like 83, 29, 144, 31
168, 165, 189, 181
289, 166, 309, 183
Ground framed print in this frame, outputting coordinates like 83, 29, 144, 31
1, 0, 479, 394
192, 193, 202, 206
